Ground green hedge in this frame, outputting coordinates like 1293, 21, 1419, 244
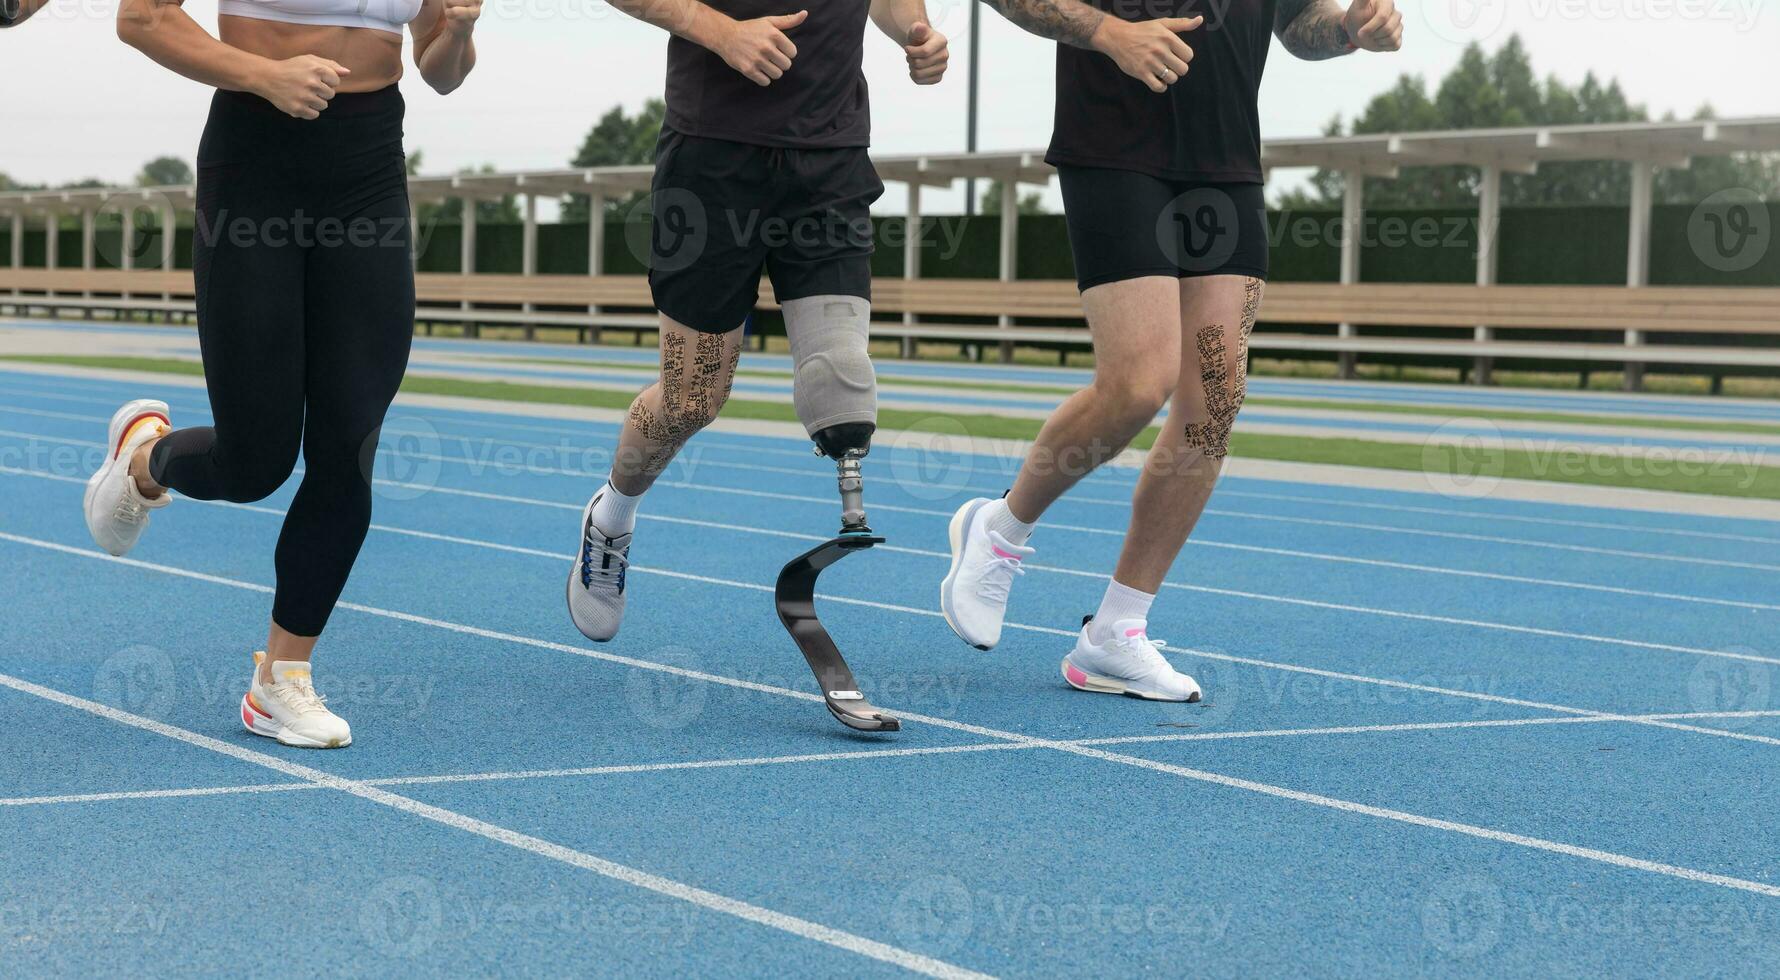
8, 203, 1775, 287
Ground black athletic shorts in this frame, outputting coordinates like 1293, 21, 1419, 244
1058, 166, 1269, 291
646, 128, 884, 333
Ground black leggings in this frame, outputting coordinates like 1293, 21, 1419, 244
149, 86, 415, 637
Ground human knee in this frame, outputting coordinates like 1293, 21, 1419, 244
1093, 366, 1175, 426
783, 295, 876, 441
217, 445, 298, 502
632, 330, 738, 442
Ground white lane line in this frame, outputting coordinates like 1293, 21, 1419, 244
1218, 488, 1780, 547
8, 367, 1780, 544
17, 457, 1776, 651
0, 782, 317, 806
10, 533, 1780, 904
4, 406, 1773, 576
10, 462, 1780, 706
1051, 739, 1780, 899
0, 670, 993, 980
1077, 709, 1780, 746
18, 707, 1780, 810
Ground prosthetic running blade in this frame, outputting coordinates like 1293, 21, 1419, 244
774, 532, 899, 732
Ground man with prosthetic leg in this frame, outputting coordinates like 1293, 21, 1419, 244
565, 0, 947, 730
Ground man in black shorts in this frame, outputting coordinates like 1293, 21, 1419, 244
940, 0, 1402, 700
567, 0, 949, 642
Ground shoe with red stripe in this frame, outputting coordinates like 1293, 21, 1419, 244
83, 399, 172, 557
1061, 618, 1201, 702
241, 652, 352, 749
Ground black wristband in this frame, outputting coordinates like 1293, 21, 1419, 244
0, 0, 21, 26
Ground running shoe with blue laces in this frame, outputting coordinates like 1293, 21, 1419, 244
567, 492, 633, 642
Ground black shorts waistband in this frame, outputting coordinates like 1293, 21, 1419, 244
213, 83, 405, 120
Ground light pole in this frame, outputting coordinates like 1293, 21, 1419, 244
964, 0, 980, 216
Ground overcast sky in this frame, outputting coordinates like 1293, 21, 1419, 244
5, 0, 1776, 212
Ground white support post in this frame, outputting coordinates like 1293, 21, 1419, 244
586, 191, 606, 344
1472, 165, 1501, 386
1623, 162, 1653, 391
1337, 170, 1365, 379
901, 182, 922, 360
43, 210, 58, 272
520, 193, 538, 334
82, 208, 96, 299
8, 212, 20, 298
997, 179, 1019, 365
120, 207, 135, 301
459, 198, 477, 314
161, 202, 176, 303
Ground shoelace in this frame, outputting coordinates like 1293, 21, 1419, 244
580, 526, 629, 591
111, 494, 147, 526
1114, 633, 1171, 673
976, 552, 1026, 605
271, 675, 329, 716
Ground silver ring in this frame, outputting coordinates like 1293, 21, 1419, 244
1160, 68, 1175, 82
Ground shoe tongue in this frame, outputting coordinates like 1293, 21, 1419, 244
270, 660, 314, 685
985, 530, 1033, 559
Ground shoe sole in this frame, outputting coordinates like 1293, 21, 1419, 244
240, 692, 350, 749
939, 498, 993, 651
1061, 657, 1201, 703
566, 499, 620, 642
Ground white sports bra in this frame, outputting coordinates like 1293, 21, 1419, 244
218, 0, 423, 35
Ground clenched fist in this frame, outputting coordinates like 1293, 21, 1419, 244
442, 0, 481, 35
1091, 15, 1204, 93
713, 10, 807, 87
903, 22, 948, 85
1343, 0, 1402, 51
256, 55, 351, 120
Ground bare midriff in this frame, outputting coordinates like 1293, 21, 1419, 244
220, 16, 405, 92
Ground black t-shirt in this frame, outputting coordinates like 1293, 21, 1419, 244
1047, 0, 1279, 182
664, 0, 872, 148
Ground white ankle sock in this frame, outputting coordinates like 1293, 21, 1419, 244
983, 497, 1037, 546
589, 480, 642, 534
1089, 580, 1155, 643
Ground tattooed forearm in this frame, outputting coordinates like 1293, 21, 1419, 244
1273, 0, 1351, 60
980, 0, 1106, 48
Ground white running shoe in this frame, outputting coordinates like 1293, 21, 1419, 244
566, 493, 632, 642
84, 399, 172, 557
939, 497, 1033, 650
241, 653, 352, 748
1062, 618, 1201, 702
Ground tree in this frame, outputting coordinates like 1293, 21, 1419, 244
562, 99, 666, 221
1274, 35, 1779, 210
137, 156, 194, 187
979, 179, 1048, 215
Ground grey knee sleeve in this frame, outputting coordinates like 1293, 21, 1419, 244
783, 295, 876, 437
